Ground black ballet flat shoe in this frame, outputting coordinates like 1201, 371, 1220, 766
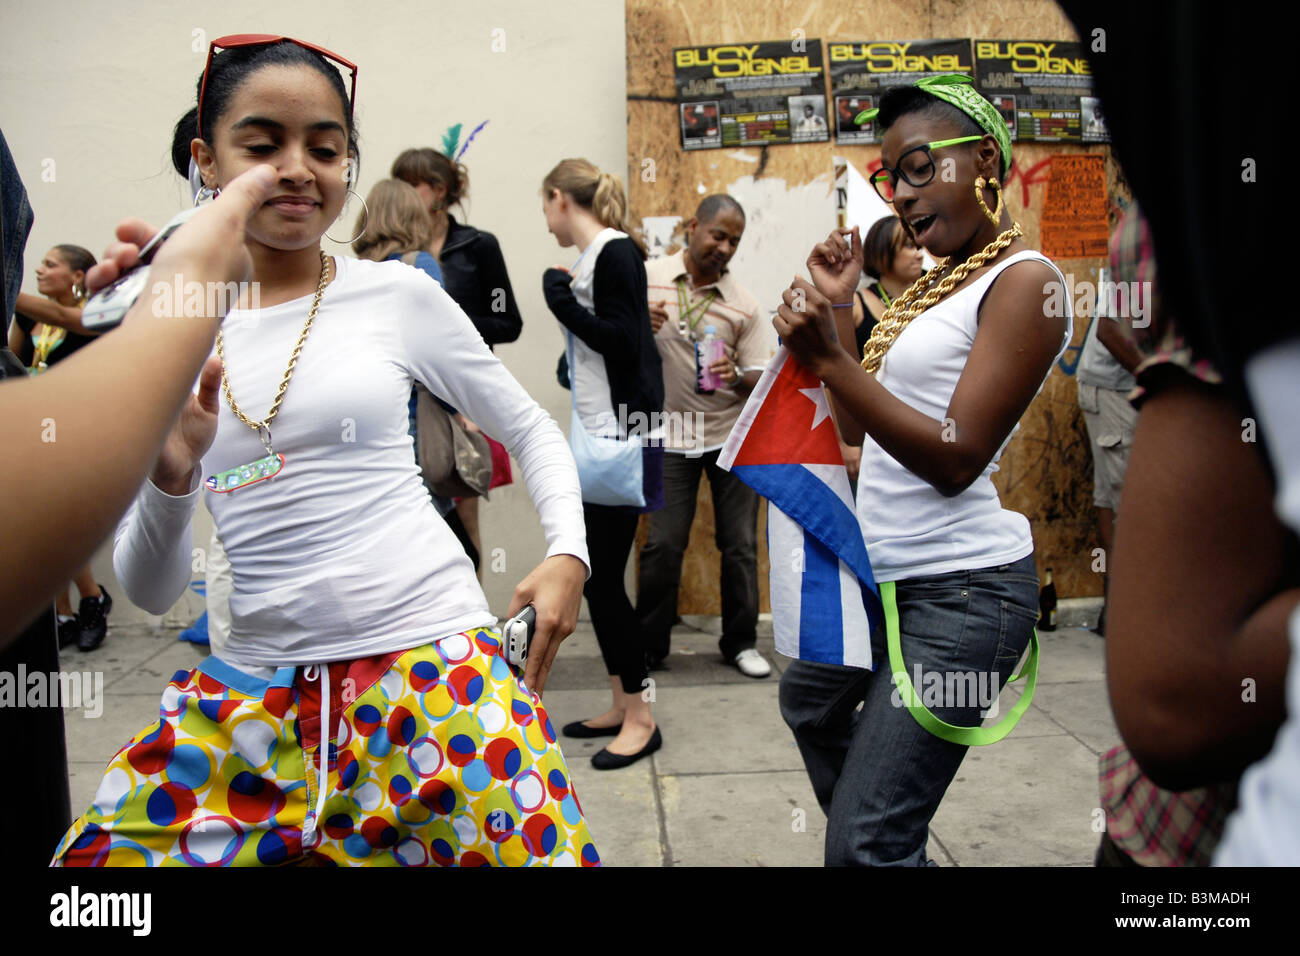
562, 719, 622, 739
591, 727, 662, 770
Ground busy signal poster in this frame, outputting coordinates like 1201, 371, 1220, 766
827, 39, 974, 144
973, 40, 1106, 144
674, 39, 829, 149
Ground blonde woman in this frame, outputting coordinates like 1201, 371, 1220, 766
540, 159, 666, 769
352, 178, 442, 285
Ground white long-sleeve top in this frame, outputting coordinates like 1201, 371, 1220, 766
115, 256, 588, 665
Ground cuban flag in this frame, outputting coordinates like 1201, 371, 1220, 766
718, 346, 880, 669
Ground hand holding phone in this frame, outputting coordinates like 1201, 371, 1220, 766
81, 206, 205, 330
79, 164, 278, 332
502, 604, 536, 669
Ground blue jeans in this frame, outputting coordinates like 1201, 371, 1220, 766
779, 554, 1040, 866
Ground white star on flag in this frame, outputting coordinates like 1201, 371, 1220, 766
798, 386, 833, 431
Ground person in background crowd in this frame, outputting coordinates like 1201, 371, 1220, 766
1053, 0, 1295, 867
1074, 166, 1296, 869
2, 122, 71, 870
1074, 240, 1143, 637
9, 244, 113, 650
52, 37, 595, 866
392, 148, 522, 576
639, 194, 771, 678
854, 215, 925, 352
541, 157, 666, 770
776, 75, 1069, 865
1093, 203, 1296, 865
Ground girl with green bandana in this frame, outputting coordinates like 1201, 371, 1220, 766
774, 74, 1072, 866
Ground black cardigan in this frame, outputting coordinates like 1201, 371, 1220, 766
543, 237, 664, 427
439, 215, 523, 347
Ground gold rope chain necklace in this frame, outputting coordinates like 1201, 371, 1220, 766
208, 249, 329, 491
860, 223, 1023, 375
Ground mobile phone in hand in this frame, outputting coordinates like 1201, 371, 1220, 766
502, 604, 537, 668
81, 206, 204, 330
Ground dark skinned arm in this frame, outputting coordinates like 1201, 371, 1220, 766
777, 257, 1065, 498
1108, 373, 1295, 790
1095, 314, 1143, 375
732, 369, 760, 396
13, 291, 101, 336
708, 363, 760, 396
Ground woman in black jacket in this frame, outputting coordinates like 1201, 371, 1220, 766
392, 148, 523, 570
541, 158, 665, 770
391, 148, 522, 345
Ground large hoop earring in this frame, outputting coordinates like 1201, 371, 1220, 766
325, 189, 369, 244
194, 184, 219, 206
974, 176, 1003, 227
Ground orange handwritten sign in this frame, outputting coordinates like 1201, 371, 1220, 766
1040, 154, 1108, 260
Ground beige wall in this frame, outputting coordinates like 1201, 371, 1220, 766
1, 0, 629, 625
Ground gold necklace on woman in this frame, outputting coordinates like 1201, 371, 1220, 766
860, 224, 1023, 375
205, 249, 330, 494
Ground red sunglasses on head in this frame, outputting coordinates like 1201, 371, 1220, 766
196, 33, 357, 139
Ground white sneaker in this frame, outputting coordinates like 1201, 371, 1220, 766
733, 648, 771, 678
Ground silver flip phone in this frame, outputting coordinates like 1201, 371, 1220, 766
81, 206, 204, 330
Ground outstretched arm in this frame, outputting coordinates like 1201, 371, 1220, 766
398, 269, 589, 696
0, 165, 277, 644
1108, 375, 1296, 789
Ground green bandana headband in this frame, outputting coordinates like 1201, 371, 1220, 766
856, 73, 1012, 176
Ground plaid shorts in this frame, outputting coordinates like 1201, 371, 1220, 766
51, 628, 600, 867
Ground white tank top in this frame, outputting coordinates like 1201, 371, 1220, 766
855, 249, 1073, 581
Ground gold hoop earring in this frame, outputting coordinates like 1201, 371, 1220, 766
325, 188, 370, 244
974, 176, 1003, 227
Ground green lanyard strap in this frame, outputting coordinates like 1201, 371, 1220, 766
881, 580, 1039, 746
676, 278, 717, 334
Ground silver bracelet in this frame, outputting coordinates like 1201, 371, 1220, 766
831, 301, 854, 310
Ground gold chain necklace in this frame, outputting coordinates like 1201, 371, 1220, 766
215, 249, 329, 459
861, 224, 1023, 375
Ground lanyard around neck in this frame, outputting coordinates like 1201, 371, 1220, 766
676, 277, 717, 334
31, 323, 66, 370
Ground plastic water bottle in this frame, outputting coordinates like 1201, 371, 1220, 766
696, 325, 725, 393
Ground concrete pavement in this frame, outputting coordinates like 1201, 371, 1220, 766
59, 611, 1115, 866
